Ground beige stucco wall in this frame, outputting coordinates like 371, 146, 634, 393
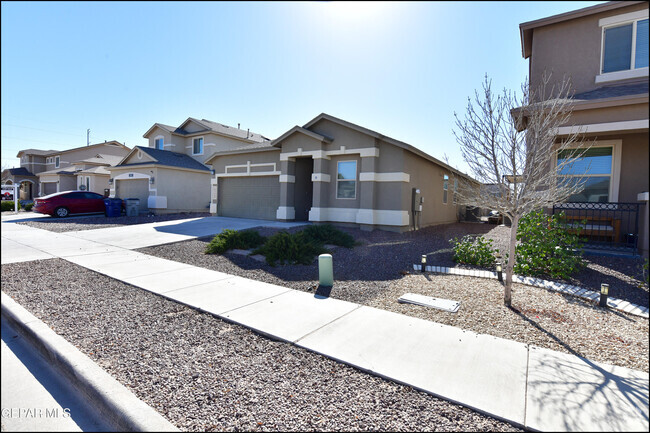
618, 132, 649, 202
44, 143, 130, 171
569, 103, 649, 126
154, 167, 211, 213
147, 127, 176, 153
109, 165, 211, 214
529, 2, 648, 95
403, 151, 460, 227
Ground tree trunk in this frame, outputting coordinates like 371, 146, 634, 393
504, 214, 519, 307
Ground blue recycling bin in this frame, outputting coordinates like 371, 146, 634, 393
104, 198, 123, 217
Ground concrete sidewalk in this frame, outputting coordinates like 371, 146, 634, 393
2, 221, 648, 431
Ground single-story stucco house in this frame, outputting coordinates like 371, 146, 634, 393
206, 113, 473, 232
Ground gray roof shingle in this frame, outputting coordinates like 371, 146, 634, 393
573, 81, 648, 101
116, 147, 211, 172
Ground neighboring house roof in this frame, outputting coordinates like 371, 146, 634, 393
16, 141, 128, 159
114, 146, 211, 172
143, 117, 270, 143
77, 166, 111, 176
37, 167, 77, 176
519, 1, 646, 58
3, 167, 36, 177
16, 149, 58, 157
72, 154, 125, 166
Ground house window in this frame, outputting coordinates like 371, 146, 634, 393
193, 137, 203, 155
443, 174, 449, 204
601, 16, 648, 74
336, 161, 357, 199
557, 146, 613, 203
55, 156, 60, 168
155, 137, 164, 150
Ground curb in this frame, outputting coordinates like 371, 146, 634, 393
1, 291, 179, 432
412, 263, 650, 319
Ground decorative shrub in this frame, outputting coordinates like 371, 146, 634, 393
514, 210, 585, 279
253, 231, 328, 266
302, 224, 356, 248
1, 201, 21, 212
205, 229, 266, 255
23, 202, 33, 212
450, 235, 499, 268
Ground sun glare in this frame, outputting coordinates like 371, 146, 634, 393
324, 1, 395, 21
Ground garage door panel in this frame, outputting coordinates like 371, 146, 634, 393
116, 179, 149, 211
42, 183, 57, 196
219, 176, 279, 220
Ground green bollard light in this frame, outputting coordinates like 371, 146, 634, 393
319, 254, 333, 287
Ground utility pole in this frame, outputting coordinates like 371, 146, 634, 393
87, 129, 90, 146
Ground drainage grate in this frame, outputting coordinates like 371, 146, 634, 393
397, 293, 460, 313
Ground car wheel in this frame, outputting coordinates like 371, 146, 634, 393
54, 207, 69, 218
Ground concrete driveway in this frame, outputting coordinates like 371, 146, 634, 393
46, 216, 308, 250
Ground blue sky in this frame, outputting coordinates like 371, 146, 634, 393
1, 1, 605, 173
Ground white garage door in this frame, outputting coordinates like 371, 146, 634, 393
218, 176, 280, 220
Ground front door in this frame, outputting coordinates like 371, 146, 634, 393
293, 158, 313, 221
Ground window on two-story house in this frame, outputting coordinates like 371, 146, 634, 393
55, 156, 60, 168
598, 10, 649, 82
154, 137, 164, 150
557, 145, 618, 203
192, 137, 203, 155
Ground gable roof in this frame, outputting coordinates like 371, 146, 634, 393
143, 117, 270, 144
301, 113, 471, 179
3, 167, 36, 177
72, 154, 125, 166
114, 146, 211, 172
16, 149, 58, 158
519, 1, 646, 58
271, 126, 333, 147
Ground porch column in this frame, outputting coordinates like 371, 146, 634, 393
277, 159, 296, 220
311, 157, 329, 211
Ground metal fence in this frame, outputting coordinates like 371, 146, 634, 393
552, 202, 641, 253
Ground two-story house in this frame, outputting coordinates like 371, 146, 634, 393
2, 141, 130, 200
519, 1, 649, 256
108, 117, 270, 214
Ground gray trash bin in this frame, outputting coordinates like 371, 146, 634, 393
125, 198, 140, 217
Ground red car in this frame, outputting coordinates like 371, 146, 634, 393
33, 191, 107, 218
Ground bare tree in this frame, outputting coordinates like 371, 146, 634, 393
452, 73, 588, 306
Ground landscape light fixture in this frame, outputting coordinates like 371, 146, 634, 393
421, 255, 427, 272
496, 262, 503, 282
599, 283, 609, 308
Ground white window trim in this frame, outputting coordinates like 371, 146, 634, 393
154, 135, 164, 150
597, 10, 649, 82
554, 139, 621, 203
336, 160, 357, 200
192, 136, 204, 155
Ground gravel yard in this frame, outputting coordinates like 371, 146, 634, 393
1, 259, 519, 432
136, 223, 649, 372
16, 212, 211, 233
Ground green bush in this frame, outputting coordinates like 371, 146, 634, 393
302, 224, 356, 248
23, 202, 33, 212
450, 235, 499, 268
514, 210, 585, 279
253, 231, 328, 266
205, 229, 266, 254
1, 201, 20, 212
